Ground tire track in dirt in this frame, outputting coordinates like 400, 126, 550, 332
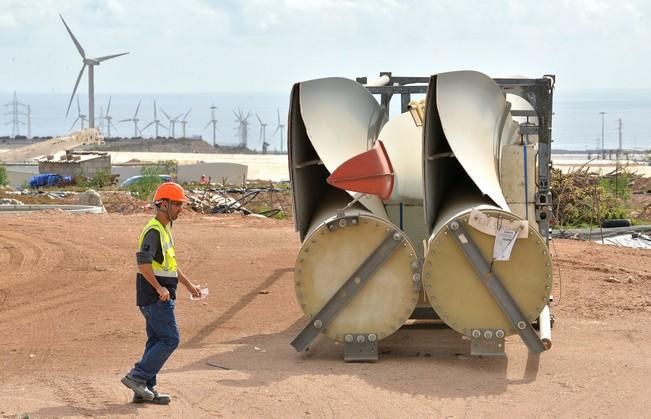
0, 231, 43, 275
0, 229, 121, 379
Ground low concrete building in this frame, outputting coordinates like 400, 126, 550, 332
39, 151, 111, 178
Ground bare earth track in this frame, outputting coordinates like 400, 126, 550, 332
1, 213, 650, 418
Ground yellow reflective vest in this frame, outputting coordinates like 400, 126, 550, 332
138, 218, 178, 278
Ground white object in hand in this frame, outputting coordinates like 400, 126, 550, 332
190, 287, 209, 300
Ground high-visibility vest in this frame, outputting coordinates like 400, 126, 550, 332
138, 218, 178, 278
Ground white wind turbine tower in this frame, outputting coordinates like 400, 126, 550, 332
59, 14, 129, 129
271, 108, 286, 153
233, 109, 251, 148
256, 113, 270, 154
69, 95, 88, 131
161, 108, 183, 139
179, 108, 191, 138
141, 101, 168, 138
204, 104, 219, 146
103, 96, 118, 138
118, 100, 142, 138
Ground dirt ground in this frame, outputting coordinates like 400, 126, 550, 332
1, 212, 650, 418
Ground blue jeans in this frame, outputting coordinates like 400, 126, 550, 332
129, 300, 180, 389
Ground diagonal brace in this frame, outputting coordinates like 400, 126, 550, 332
448, 221, 547, 354
291, 230, 405, 352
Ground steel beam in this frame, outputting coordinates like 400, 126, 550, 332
447, 221, 547, 354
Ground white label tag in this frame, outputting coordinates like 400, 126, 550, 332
493, 228, 518, 261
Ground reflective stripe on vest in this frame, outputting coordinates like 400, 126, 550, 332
138, 218, 178, 278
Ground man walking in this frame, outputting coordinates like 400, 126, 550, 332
121, 182, 202, 404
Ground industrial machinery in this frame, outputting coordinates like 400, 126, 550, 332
288, 70, 555, 360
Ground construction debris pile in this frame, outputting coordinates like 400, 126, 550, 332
0, 184, 291, 219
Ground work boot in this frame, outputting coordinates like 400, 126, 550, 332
121, 374, 155, 400
133, 389, 172, 405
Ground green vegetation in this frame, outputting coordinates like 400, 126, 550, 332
126, 166, 168, 201
551, 167, 632, 228
0, 163, 8, 186
76, 170, 114, 189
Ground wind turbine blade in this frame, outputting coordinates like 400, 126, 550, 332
94, 52, 129, 62
70, 117, 80, 131
183, 108, 192, 120
277, 108, 281, 124
142, 121, 154, 131
159, 123, 169, 130
256, 113, 263, 125
232, 110, 239, 119
106, 96, 112, 115
160, 108, 171, 120
118, 118, 131, 123
134, 100, 141, 118
59, 14, 86, 58
204, 121, 212, 130
110, 121, 119, 131
173, 113, 183, 121
153, 101, 157, 119
76, 95, 81, 114
272, 126, 280, 136
66, 64, 86, 117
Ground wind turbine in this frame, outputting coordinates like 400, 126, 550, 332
179, 108, 191, 138
96, 106, 104, 132
160, 108, 183, 139
103, 96, 118, 138
256, 113, 270, 154
271, 108, 286, 153
69, 95, 88, 131
59, 14, 129, 129
204, 104, 219, 146
118, 99, 142, 138
233, 109, 251, 149
141, 100, 168, 138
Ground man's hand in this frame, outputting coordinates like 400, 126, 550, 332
157, 286, 171, 302
186, 283, 202, 299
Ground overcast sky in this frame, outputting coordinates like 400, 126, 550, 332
2, 0, 650, 94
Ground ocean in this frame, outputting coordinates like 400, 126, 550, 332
1, 89, 650, 152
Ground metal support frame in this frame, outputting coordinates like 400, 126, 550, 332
291, 222, 406, 353
447, 220, 548, 354
343, 333, 378, 362
470, 328, 506, 356
356, 72, 555, 243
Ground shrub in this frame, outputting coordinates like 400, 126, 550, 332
127, 166, 167, 201
0, 163, 8, 186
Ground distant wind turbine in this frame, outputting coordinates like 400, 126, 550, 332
69, 95, 88, 131
118, 100, 142, 138
103, 96, 118, 138
179, 108, 192, 138
233, 109, 251, 149
160, 108, 183, 139
271, 108, 286, 153
60, 14, 129, 129
141, 101, 168, 138
256, 113, 270, 154
204, 104, 219, 146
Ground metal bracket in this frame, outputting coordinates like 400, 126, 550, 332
343, 333, 378, 362
326, 214, 359, 231
291, 230, 405, 353
448, 221, 547, 354
470, 328, 506, 356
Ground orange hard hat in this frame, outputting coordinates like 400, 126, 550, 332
154, 182, 188, 203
